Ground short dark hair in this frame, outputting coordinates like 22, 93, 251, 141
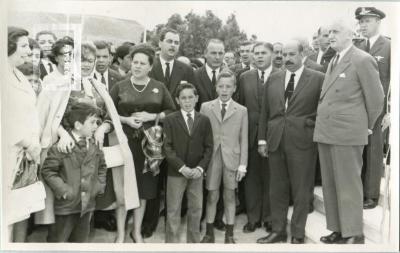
8, 26, 29, 56
240, 41, 253, 47
62, 102, 101, 131
28, 38, 40, 50
175, 82, 198, 98
94, 40, 111, 54
48, 36, 74, 65
116, 44, 132, 60
17, 62, 39, 77
130, 45, 155, 65
217, 68, 236, 85
159, 28, 179, 42
252, 42, 273, 53
35, 30, 57, 42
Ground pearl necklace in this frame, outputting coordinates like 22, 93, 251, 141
130, 77, 150, 93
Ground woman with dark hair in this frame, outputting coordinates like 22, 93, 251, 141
110, 45, 175, 243
36, 42, 139, 242
5, 26, 44, 242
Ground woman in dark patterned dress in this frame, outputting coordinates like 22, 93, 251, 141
110, 45, 175, 243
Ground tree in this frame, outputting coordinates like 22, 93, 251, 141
220, 14, 247, 52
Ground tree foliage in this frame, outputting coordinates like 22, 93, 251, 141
147, 10, 248, 58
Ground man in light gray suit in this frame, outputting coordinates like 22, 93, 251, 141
313, 19, 384, 244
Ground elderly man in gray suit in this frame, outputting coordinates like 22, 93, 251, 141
313, 19, 384, 244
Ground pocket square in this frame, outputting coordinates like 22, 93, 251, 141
339, 73, 346, 78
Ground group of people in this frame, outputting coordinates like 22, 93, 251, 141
4, 5, 390, 245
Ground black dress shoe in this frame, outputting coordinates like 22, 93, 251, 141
257, 232, 287, 243
225, 235, 236, 244
243, 222, 261, 233
94, 218, 117, 231
214, 219, 225, 231
338, 234, 365, 244
235, 205, 246, 215
291, 237, 305, 244
363, 198, 378, 209
320, 232, 342, 244
141, 228, 153, 239
263, 221, 272, 232
201, 234, 215, 243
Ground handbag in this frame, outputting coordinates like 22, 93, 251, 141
142, 114, 165, 176
103, 131, 124, 168
12, 149, 39, 189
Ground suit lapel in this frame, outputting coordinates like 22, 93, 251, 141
223, 101, 237, 122
370, 36, 384, 55
320, 46, 354, 97
211, 99, 222, 123
176, 112, 190, 136
191, 112, 201, 136
169, 62, 183, 94
200, 67, 214, 99
287, 68, 310, 110
152, 59, 166, 83
278, 71, 286, 105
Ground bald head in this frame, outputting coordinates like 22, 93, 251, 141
283, 40, 304, 72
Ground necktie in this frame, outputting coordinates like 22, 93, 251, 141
331, 54, 340, 72
165, 62, 171, 86
48, 63, 53, 72
186, 113, 194, 134
211, 70, 216, 87
245, 64, 250, 70
101, 73, 106, 85
285, 73, 295, 102
221, 103, 227, 120
366, 39, 371, 53
78, 137, 87, 150
260, 71, 265, 84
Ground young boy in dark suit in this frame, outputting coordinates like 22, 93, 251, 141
163, 82, 214, 243
41, 102, 107, 242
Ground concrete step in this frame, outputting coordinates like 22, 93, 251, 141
313, 186, 385, 243
287, 207, 373, 244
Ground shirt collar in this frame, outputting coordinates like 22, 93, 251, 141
205, 64, 221, 79
285, 64, 305, 81
160, 57, 175, 69
219, 98, 232, 109
181, 109, 195, 119
337, 43, 353, 61
368, 33, 380, 48
95, 69, 108, 79
258, 64, 273, 79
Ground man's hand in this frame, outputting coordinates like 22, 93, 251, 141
236, 170, 246, 182
191, 168, 202, 179
258, 143, 268, 157
181, 166, 194, 179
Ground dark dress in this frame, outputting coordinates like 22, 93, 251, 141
110, 78, 175, 199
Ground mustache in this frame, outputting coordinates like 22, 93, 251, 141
285, 61, 294, 66
275, 56, 283, 60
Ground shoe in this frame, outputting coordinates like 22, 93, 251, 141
214, 219, 225, 231
243, 222, 261, 233
94, 216, 117, 231
320, 232, 342, 244
235, 205, 246, 215
225, 235, 236, 244
363, 198, 378, 209
141, 228, 153, 239
263, 221, 272, 232
201, 234, 215, 243
129, 232, 136, 243
338, 234, 365, 244
257, 232, 287, 243
291, 237, 305, 244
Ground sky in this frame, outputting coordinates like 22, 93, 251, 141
7, 0, 398, 43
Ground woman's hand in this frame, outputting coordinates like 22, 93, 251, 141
131, 111, 156, 123
94, 125, 106, 149
57, 132, 75, 153
26, 142, 41, 164
124, 116, 143, 129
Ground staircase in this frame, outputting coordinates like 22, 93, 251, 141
288, 178, 390, 244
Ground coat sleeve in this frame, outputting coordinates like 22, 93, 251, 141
197, 117, 214, 171
41, 146, 70, 199
355, 55, 385, 129
239, 108, 249, 167
163, 117, 185, 172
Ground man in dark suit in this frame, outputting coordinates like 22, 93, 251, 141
92, 40, 123, 232
314, 20, 384, 244
143, 28, 195, 238
149, 28, 195, 104
256, 40, 324, 244
35, 30, 57, 80
308, 27, 336, 72
238, 42, 278, 233
296, 37, 324, 72
231, 41, 254, 73
193, 38, 226, 230
355, 7, 390, 209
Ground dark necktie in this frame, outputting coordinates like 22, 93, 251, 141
186, 113, 194, 134
366, 39, 371, 53
221, 103, 227, 120
211, 70, 216, 87
260, 71, 265, 84
48, 63, 53, 73
331, 54, 340, 72
101, 73, 106, 85
285, 73, 295, 102
165, 62, 171, 86
245, 64, 250, 70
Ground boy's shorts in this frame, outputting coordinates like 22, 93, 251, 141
206, 148, 237, 191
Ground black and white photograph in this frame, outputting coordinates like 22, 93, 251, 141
1, 0, 398, 251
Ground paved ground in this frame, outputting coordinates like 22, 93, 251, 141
27, 213, 295, 244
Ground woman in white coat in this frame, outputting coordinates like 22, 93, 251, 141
4, 27, 44, 242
